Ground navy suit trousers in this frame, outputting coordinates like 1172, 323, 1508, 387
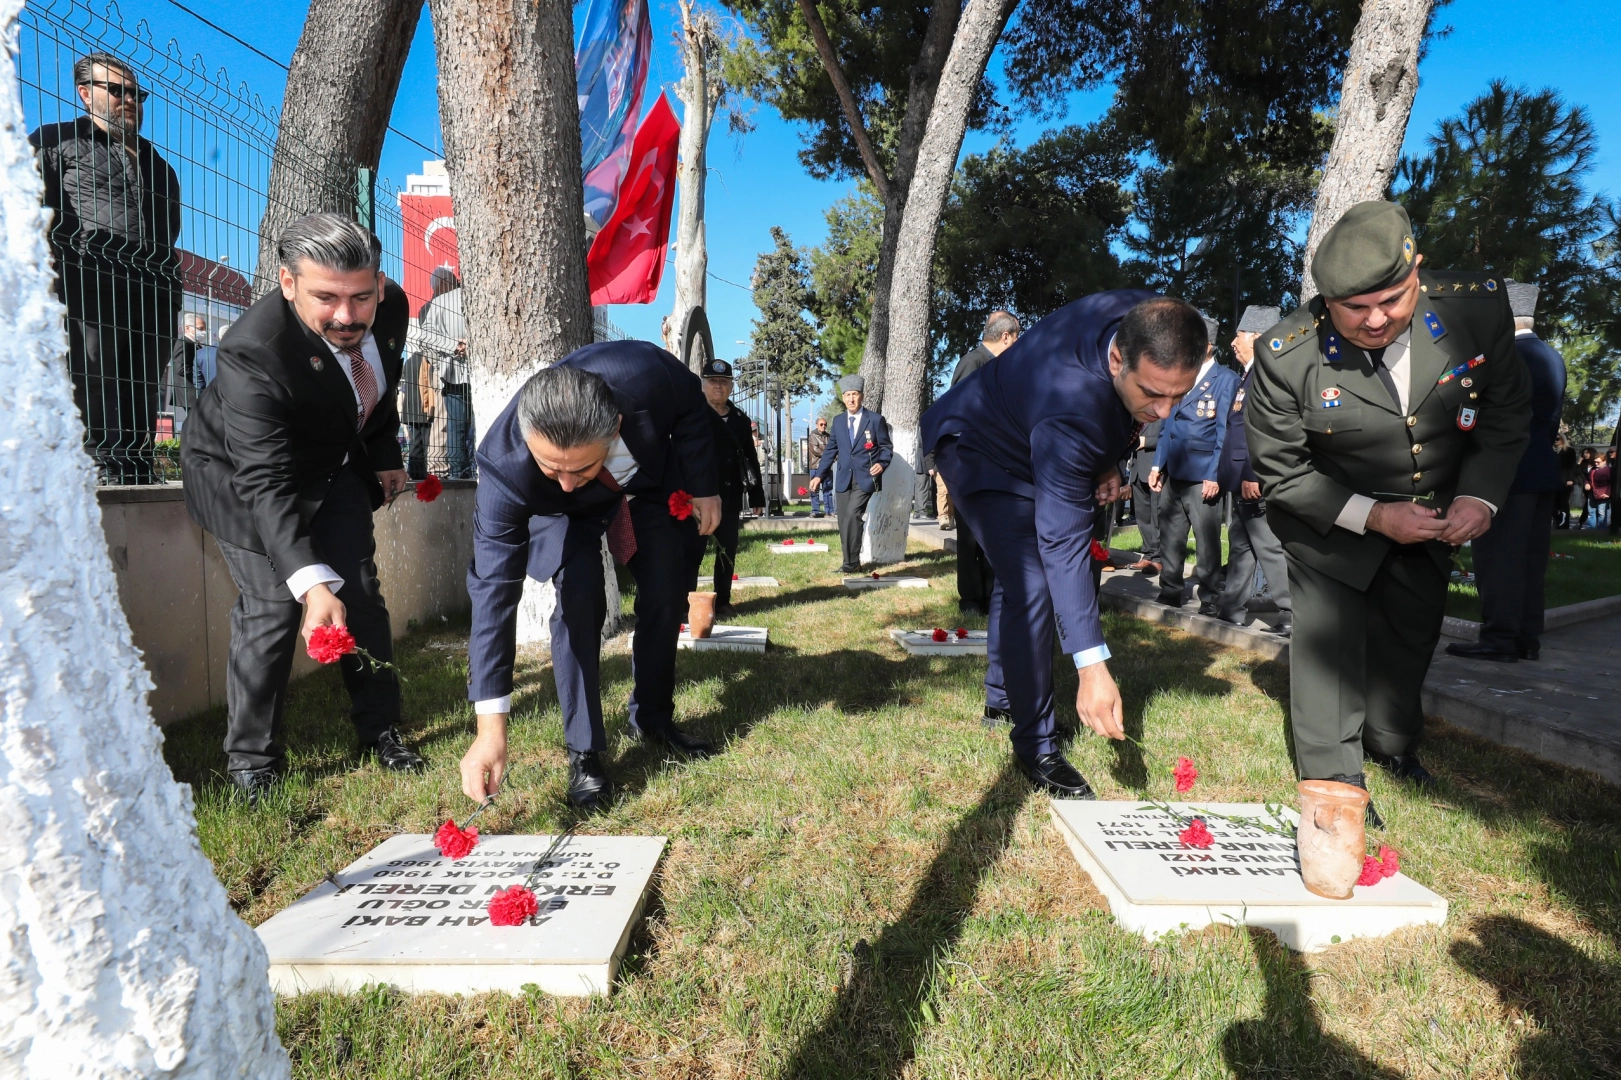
944, 479, 1062, 762
550, 496, 702, 752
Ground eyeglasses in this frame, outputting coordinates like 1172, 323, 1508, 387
80, 80, 149, 103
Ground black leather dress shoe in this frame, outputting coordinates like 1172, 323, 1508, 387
229, 767, 279, 806
1327, 771, 1383, 829
567, 750, 614, 810
1366, 750, 1436, 789
1519, 645, 1540, 661
716, 602, 736, 620
981, 705, 1012, 728
1155, 593, 1184, 608
1017, 752, 1096, 798
1197, 601, 1221, 617
368, 728, 425, 772
1444, 641, 1518, 663
1273, 615, 1293, 638
839, 564, 861, 574
632, 723, 715, 758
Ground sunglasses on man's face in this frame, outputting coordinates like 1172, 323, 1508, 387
82, 80, 149, 103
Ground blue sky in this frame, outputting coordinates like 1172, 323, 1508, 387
89, 0, 1621, 424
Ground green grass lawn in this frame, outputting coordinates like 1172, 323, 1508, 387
1448, 531, 1621, 621
163, 528, 1621, 1078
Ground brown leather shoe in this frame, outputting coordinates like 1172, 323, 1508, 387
1127, 559, 1155, 572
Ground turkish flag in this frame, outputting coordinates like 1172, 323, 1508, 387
398, 194, 459, 317
587, 94, 680, 305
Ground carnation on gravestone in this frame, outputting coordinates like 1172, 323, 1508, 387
955, 627, 968, 639
871, 571, 880, 579
487, 884, 539, 926
307, 625, 356, 665
931, 628, 948, 642
414, 474, 444, 502
1357, 845, 1401, 886
732, 573, 740, 581
668, 490, 694, 520
1179, 819, 1214, 849
433, 819, 478, 860
1173, 756, 1199, 793
783, 538, 795, 545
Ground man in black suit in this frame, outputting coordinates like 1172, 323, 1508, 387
458, 344, 720, 811
182, 213, 423, 802
1447, 280, 1566, 663
701, 358, 764, 616
809, 374, 894, 573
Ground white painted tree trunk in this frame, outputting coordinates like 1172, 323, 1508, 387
863, 0, 1017, 565
1299, 0, 1434, 301
0, 4, 290, 1072
669, 1, 713, 371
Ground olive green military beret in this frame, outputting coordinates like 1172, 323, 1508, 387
1311, 201, 1418, 299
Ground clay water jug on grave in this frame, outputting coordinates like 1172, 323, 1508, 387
687, 591, 717, 638
1295, 779, 1369, 900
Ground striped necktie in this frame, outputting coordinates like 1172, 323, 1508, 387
341, 344, 379, 429
595, 468, 637, 564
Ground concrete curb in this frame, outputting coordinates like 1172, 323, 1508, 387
1421, 682, 1621, 786
1441, 593, 1621, 642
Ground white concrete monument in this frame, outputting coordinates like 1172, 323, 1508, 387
844, 576, 929, 590
1050, 801, 1447, 952
0, 13, 290, 1073
257, 835, 666, 997
889, 628, 988, 655
678, 626, 768, 653
770, 541, 829, 553
731, 576, 780, 588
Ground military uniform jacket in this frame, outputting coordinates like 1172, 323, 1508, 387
1245, 269, 1530, 591
1153, 361, 1240, 483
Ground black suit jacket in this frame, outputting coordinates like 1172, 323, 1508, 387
182, 282, 408, 576
1510, 332, 1566, 494
467, 341, 718, 701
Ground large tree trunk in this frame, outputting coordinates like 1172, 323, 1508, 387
430, 0, 604, 643
253, 0, 424, 294
0, 3, 290, 1071
670, 0, 717, 371
863, 0, 1017, 564
1299, 0, 1434, 301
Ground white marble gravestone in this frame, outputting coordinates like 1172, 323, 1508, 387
678, 626, 768, 653
1050, 802, 1447, 952
256, 834, 665, 997
769, 541, 829, 553
889, 628, 987, 655
844, 576, 929, 590
731, 576, 780, 588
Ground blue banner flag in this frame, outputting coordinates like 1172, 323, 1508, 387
576, 0, 652, 224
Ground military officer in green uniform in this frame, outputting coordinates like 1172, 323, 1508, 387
1245, 201, 1530, 824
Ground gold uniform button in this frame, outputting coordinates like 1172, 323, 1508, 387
1411, 443, 1422, 454
1469, 392, 1479, 400
1406, 415, 1417, 427
1413, 471, 1423, 482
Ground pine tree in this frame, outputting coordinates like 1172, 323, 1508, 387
742, 227, 828, 400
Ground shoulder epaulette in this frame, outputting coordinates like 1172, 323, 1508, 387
1260, 311, 1322, 360
1420, 270, 1502, 299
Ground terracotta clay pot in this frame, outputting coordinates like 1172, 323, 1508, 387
687, 591, 717, 639
1295, 780, 1370, 899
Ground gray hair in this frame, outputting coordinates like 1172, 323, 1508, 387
277, 213, 382, 275
983, 310, 1020, 342
517, 365, 620, 448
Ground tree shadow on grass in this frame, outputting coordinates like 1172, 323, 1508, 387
727, 584, 851, 619
1451, 915, 1621, 1077
1221, 927, 1404, 1079
777, 762, 1033, 1079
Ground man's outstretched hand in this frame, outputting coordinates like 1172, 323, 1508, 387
1076, 662, 1125, 741
460, 714, 509, 803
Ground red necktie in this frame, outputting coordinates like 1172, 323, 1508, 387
341, 344, 379, 429
595, 469, 637, 564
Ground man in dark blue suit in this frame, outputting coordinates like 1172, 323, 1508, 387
922, 292, 1207, 795
809, 374, 894, 572
457, 342, 720, 810
1214, 305, 1293, 634
1447, 280, 1566, 663
1150, 315, 1240, 614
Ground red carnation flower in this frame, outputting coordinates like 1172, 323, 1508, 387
487, 884, 539, 926
1179, 819, 1214, 849
864, 441, 875, 449
871, 571, 881, 579
955, 627, 968, 639
433, 819, 478, 860
931, 628, 948, 642
797, 486, 808, 496
414, 474, 443, 502
668, 490, 694, 520
732, 573, 740, 581
1172, 756, 1199, 793
306, 625, 356, 665
680, 623, 687, 633
1357, 845, 1401, 887
1090, 539, 1110, 563
783, 538, 795, 545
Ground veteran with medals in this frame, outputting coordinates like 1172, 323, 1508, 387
1245, 201, 1530, 824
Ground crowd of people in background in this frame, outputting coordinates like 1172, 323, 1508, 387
1558, 438, 1616, 529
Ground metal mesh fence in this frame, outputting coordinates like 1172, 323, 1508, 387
16, 0, 630, 486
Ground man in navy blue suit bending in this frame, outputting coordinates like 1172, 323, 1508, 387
458, 342, 719, 810
921, 293, 1207, 795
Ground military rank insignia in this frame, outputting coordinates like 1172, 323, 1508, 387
1324, 333, 1342, 361
1436, 354, 1486, 385
310, 355, 325, 372
1457, 406, 1477, 431
1320, 388, 1342, 409
1484, 278, 1499, 292
1423, 311, 1446, 340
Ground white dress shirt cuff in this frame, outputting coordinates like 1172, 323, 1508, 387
1454, 495, 1497, 516
286, 564, 345, 603
474, 696, 512, 715
1334, 494, 1378, 535
1072, 643, 1112, 669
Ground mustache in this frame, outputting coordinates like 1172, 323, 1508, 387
322, 320, 368, 334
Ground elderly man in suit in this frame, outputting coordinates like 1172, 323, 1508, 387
922, 292, 1207, 795
1446, 280, 1566, 663
458, 344, 720, 811
182, 213, 423, 802
1214, 304, 1292, 635
809, 374, 893, 573
1149, 314, 1237, 615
